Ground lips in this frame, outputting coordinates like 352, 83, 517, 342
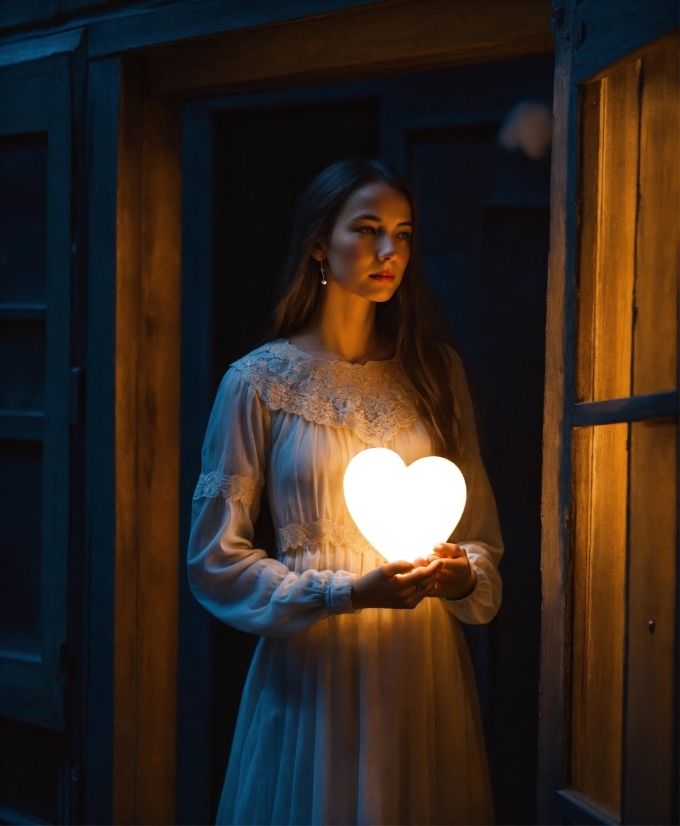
369, 271, 396, 283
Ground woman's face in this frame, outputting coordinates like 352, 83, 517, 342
315, 182, 412, 303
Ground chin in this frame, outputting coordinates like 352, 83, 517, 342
370, 290, 398, 303
362, 280, 401, 302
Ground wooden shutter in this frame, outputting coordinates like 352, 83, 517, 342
539, 2, 679, 823
0, 55, 73, 730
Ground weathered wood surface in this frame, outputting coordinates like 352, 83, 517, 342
623, 33, 679, 825
572, 392, 679, 427
625, 420, 677, 824
0, 54, 71, 732
537, 11, 572, 823
541, 19, 679, 825
570, 0, 678, 84
0, 0, 375, 47
113, 57, 181, 825
632, 34, 679, 397
576, 58, 640, 403
113, 54, 143, 826
570, 423, 627, 814
144, 0, 552, 97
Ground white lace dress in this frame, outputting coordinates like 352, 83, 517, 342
188, 340, 503, 826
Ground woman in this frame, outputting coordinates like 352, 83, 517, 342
188, 158, 503, 825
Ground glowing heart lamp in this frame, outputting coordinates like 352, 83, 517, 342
343, 448, 467, 563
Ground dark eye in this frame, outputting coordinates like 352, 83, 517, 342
356, 225, 376, 234
396, 231, 412, 241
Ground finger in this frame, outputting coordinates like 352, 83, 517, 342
433, 543, 465, 558
402, 568, 443, 597
412, 556, 429, 568
406, 577, 438, 597
438, 556, 472, 578
416, 578, 440, 600
400, 559, 443, 584
383, 560, 414, 578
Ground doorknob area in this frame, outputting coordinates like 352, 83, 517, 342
648, 619, 655, 634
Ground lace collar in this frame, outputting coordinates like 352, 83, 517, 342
231, 340, 418, 446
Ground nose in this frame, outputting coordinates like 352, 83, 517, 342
377, 233, 397, 260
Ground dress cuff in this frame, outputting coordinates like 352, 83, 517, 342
443, 558, 496, 624
446, 562, 486, 604
325, 570, 360, 614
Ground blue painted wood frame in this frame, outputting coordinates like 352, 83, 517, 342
82, 55, 121, 825
0, 54, 72, 731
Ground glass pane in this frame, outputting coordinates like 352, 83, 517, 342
0, 319, 46, 410
0, 440, 43, 654
625, 418, 677, 822
570, 423, 627, 814
0, 134, 47, 304
576, 34, 679, 402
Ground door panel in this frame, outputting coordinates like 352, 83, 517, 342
0, 55, 72, 731
576, 38, 679, 404
571, 31, 679, 821
575, 62, 639, 403
625, 418, 677, 823
632, 37, 679, 396
570, 423, 627, 815
539, 2, 679, 822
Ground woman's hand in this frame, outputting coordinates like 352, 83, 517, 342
350, 558, 444, 610
415, 543, 477, 601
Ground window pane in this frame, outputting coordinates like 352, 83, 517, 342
0, 320, 46, 410
0, 440, 43, 654
0, 134, 47, 304
576, 35, 679, 402
570, 423, 627, 814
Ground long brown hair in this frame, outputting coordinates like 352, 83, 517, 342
268, 158, 460, 459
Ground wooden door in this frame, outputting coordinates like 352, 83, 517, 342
539, 2, 679, 823
0, 53, 80, 823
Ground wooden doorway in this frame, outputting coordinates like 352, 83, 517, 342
112, 3, 553, 823
179, 56, 553, 823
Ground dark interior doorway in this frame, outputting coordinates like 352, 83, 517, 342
211, 97, 381, 380
210, 96, 382, 816
179, 52, 553, 825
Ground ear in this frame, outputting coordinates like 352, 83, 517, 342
310, 240, 326, 262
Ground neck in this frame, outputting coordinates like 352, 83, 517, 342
293, 282, 386, 364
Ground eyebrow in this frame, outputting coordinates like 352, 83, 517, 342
353, 213, 413, 226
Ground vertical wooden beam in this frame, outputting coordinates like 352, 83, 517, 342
136, 90, 181, 826
114, 54, 142, 824
537, 11, 573, 824
114, 56, 181, 825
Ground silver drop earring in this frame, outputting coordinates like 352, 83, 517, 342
320, 261, 327, 286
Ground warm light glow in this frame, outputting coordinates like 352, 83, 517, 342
343, 448, 467, 563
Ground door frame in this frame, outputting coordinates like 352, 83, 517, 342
86, 1, 553, 821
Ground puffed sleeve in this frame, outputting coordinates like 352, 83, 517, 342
187, 367, 358, 638
444, 351, 504, 624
